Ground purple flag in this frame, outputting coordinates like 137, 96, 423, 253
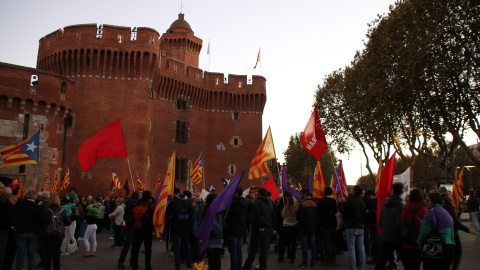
305, 175, 311, 191
333, 160, 341, 194
195, 171, 244, 254
281, 164, 302, 202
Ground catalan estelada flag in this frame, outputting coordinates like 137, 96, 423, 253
452, 167, 464, 214
136, 172, 144, 190
61, 168, 70, 191
190, 153, 203, 185
112, 169, 121, 189
153, 151, 175, 238
42, 177, 51, 189
248, 126, 276, 179
312, 161, 326, 199
0, 130, 40, 168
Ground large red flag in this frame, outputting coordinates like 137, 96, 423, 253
77, 119, 128, 172
262, 175, 280, 201
377, 152, 396, 234
300, 106, 328, 161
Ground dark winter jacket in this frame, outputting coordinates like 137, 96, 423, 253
296, 198, 317, 235
343, 196, 366, 229
467, 195, 480, 212
317, 197, 338, 229
251, 197, 276, 231
378, 195, 404, 243
225, 196, 247, 238
165, 195, 194, 233
13, 199, 42, 234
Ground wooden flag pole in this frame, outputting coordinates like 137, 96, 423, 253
126, 157, 136, 192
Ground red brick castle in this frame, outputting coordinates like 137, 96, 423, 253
0, 14, 266, 196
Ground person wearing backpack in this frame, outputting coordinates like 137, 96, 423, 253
165, 188, 194, 270
201, 193, 225, 270
117, 189, 143, 269
399, 189, 427, 270
41, 194, 71, 270
130, 190, 155, 270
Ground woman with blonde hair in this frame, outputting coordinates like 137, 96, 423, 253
41, 194, 71, 270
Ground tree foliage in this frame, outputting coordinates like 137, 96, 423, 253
283, 133, 338, 187
315, 0, 480, 184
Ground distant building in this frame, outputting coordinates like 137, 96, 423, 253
0, 14, 267, 195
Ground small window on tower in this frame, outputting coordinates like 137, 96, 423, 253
176, 97, 189, 111
131, 27, 137, 41
238, 82, 242, 88
175, 120, 189, 142
96, 25, 103, 38
216, 78, 219, 85
76, 33, 81, 41
174, 65, 177, 73
229, 165, 237, 175
60, 82, 67, 94
175, 156, 188, 181
118, 35, 123, 43
233, 111, 240, 121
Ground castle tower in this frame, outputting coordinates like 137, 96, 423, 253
160, 14, 202, 68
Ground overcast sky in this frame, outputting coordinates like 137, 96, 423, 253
0, 0, 420, 184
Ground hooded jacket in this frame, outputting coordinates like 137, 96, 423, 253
400, 202, 427, 249
378, 195, 404, 243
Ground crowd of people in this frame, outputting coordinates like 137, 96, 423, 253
1, 183, 479, 270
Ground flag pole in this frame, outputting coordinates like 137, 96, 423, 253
126, 157, 136, 192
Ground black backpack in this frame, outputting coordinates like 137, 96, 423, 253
401, 207, 420, 245
46, 208, 65, 238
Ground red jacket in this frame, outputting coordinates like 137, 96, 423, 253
400, 202, 427, 249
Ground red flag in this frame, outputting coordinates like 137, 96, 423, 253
8, 176, 21, 190
262, 175, 280, 201
77, 119, 128, 172
300, 107, 328, 160
376, 152, 396, 234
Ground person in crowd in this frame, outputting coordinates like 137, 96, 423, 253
364, 189, 380, 265
109, 197, 125, 248
60, 195, 78, 255
41, 194, 72, 270
77, 196, 89, 240
83, 198, 101, 257
226, 187, 248, 270
36, 190, 51, 267
466, 190, 480, 232
118, 189, 143, 269
13, 189, 42, 270
342, 185, 366, 270
130, 190, 155, 270
317, 186, 338, 267
244, 194, 253, 244
66, 187, 78, 203
190, 195, 202, 262
242, 187, 276, 270
375, 182, 405, 270
417, 192, 455, 270
296, 188, 318, 268
279, 191, 298, 264
165, 188, 194, 270
399, 189, 427, 270
201, 193, 225, 270
0, 186, 16, 270
96, 197, 106, 234
441, 190, 477, 270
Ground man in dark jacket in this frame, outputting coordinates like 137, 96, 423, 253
317, 187, 338, 266
343, 185, 366, 270
118, 189, 143, 269
242, 187, 276, 270
375, 182, 404, 270
226, 187, 248, 270
166, 189, 194, 270
296, 188, 317, 268
13, 189, 42, 270
0, 187, 16, 270
467, 190, 480, 232
364, 189, 381, 265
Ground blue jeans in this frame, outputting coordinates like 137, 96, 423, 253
227, 237, 243, 270
171, 231, 192, 270
471, 211, 480, 232
299, 234, 316, 266
346, 229, 365, 270
16, 232, 38, 270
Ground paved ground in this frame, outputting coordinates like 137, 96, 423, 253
27, 214, 479, 270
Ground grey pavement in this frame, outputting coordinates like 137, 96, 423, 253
29, 214, 479, 270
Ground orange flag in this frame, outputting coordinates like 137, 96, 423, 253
153, 152, 175, 238
248, 126, 276, 179
312, 161, 326, 198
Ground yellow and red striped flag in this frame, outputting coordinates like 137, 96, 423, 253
50, 176, 58, 195
61, 168, 70, 191
248, 126, 276, 180
112, 169, 121, 189
190, 153, 203, 185
136, 172, 144, 190
153, 152, 175, 238
312, 161, 326, 199
452, 167, 464, 214
329, 175, 335, 197
42, 177, 50, 189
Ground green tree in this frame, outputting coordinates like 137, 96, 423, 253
283, 133, 338, 188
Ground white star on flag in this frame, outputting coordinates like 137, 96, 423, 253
25, 142, 38, 152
